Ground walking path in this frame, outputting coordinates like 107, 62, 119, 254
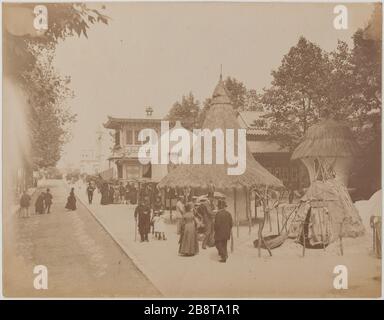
73, 181, 381, 298
3, 180, 160, 297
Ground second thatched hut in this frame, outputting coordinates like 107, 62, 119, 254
291, 119, 365, 239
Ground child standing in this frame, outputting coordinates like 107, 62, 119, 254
152, 211, 166, 240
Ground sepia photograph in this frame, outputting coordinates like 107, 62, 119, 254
2, 1, 382, 299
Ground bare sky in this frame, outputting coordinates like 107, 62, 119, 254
53, 2, 375, 166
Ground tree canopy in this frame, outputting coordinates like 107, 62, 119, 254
4, 3, 109, 170
165, 92, 200, 130
260, 4, 381, 195
261, 25, 381, 153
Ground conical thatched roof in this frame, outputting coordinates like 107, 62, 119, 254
291, 119, 361, 160
158, 78, 283, 190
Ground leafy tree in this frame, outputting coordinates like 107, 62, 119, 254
259, 8, 381, 196
348, 4, 382, 196
23, 46, 76, 168
4, 3, 109, 169
350, 31, 381, 145
4, 3, 109, 79
244, 89, 263, 111
261, 37, 331, 149
223, 77, 247, 111
196, 97, 212, 127
166, 92, 200, 129
323, 41, 354, 118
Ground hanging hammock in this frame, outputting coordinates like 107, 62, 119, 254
253, 202, 301, 250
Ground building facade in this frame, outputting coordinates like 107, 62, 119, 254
237, 110, 309, 189
104, 108, 309, 189
79, 149, 101, 175
79, 127, 110, 175
103, 108, 164, 181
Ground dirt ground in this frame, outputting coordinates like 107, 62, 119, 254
3, 180, 160, 297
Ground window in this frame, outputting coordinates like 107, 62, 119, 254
126, 129, 133, 145
134, 130, 141, 145
117, 164, 123, 179
115, 130, 121, 146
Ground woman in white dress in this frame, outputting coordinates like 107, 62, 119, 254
152, 212, 167, 240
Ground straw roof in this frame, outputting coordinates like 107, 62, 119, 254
300, 179, 365, 240
158, 78, 284, 190
291, 119, 361, 160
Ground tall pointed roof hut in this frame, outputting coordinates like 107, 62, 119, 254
159, 77, 284, 239
291, 119, 365, 240
158, 76, 283, 190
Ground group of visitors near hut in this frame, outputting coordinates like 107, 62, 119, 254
19, 188, 53, 217
80, 174, 234, 262
134, 188, 233, 263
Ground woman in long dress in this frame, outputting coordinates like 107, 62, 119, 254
179, 203, 199, 256
100, 182, 109, 205
65, 188, 77, 211
130, 185, 138, 205
35, 192, 45, 214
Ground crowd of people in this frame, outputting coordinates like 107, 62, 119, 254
134, 191, 233, 263
85, 177, 233, 263
19, 177, 234, 263
92, 181, 153, 206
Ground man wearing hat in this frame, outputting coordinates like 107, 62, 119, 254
214, 199, 233, 263
134, 198, 151, 242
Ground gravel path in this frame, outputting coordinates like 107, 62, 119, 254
3, 180, 161, 297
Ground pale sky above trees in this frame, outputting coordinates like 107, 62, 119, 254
53, 2, 374, 166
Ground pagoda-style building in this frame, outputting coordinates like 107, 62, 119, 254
103, 108, 162, 181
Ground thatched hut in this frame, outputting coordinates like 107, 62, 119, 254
294, 179, 365, 241
291, 119, 365, 239
158, 76, 283, 226
151, 120, 196, 182
291, 119, 360, 186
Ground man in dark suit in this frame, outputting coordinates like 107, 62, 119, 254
44, 188, 53, 213
134, 198, 151, 242
214, 199, 233, 263
87, 182, 95, 204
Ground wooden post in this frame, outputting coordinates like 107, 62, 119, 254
302, 222, 306, 257
372, 221, 376, 253
230, 230, 234, 253
257, 217, 263, 258
264, 187, 272, 232
169, 189, 173, 222
246, 188, 252, 235
134, 212, 138, 242
254, 189, 258, 220
276, 207, 280, 235
339, 222, 344, 256
234, 188, 239, 238
258, 202, 272, 257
